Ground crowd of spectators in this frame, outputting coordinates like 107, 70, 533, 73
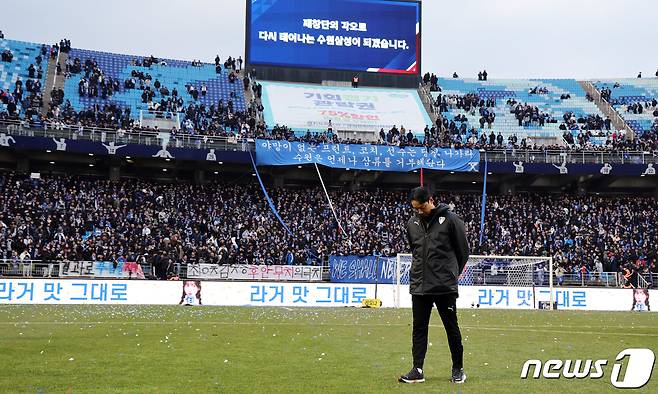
567, 129, 657, 152
0, 173, 655, 282
529, 86, 548, 95
598, 85, 614, 102
636, 114, 658, 152
37, 45, 262, 138
434, 92, 496, 115
422, 72, 440, 91
558, 112, 608, 132
47, 102, 137, 130
626, 100, 657, 115
623, 100, 658, 148
1, 32, 655, 155
58, 39, 71, 53
1, 48, 13, 62
0, 41, 48, 120
214, 55, 242, 74
420, 82, 646, 152
506, 99, 555, 127
594, 82, 658, 152
252, 120, 656, 153
417, 77, 657, 152
0, 77, 44, 120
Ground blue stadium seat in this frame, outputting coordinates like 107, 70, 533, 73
63, 47, 246, 123
593, 79, 658, 135
0, 38, 49, 117
433, 78, 606, 144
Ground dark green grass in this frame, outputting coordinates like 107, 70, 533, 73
0, 305, 656, 393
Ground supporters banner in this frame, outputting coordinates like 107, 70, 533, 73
1, 279, 655, 311
187, 264, 323, 281
260, 82, 432, 133
256, 139, 480, 172
58, 261, 95, 277
329, 255, 400, 284
93, 261, 145, 279
248, 0, 420, 74
58, 261, 145, 279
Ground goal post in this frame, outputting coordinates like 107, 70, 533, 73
395, 254, 554, 309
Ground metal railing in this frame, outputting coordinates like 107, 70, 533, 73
636, 273, 650, 289
466, 269, 622, 287
581, 80, 634, 138
417, 82, 437, 116
1, 119, 655, 163
0, 260, 57, 277
482, 149, 657, 165
0, 119, 250, 152
138, 109, 181, 130
0, 259, 152, 279
2, 259, 652, 288
51, 49, 61, 90
555, 272, 620, 287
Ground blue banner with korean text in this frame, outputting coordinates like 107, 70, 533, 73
329, 255, 404, 284
256, 140, 480, 172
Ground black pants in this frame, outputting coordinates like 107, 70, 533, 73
412, 293, 463, 370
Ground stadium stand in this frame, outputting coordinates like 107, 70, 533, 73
0, 173, 655, 281
593, 79, 658, 150
428, 77, 612, 149
0, 38, 49, 120
57, 47, 249, 134
0, 34, 654, 154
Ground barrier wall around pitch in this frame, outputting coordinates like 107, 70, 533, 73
0, 279, 654, 311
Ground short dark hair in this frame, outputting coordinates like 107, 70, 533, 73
409, 186, 431, 203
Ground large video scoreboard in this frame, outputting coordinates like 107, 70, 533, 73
247, 0, 421, 76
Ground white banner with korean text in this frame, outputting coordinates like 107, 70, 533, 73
0, 279, 654, 311
261, 82, 432, 133
186, 264, 323, 281
58, 261, 95, 277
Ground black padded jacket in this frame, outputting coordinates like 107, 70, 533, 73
406, 204, 470, 295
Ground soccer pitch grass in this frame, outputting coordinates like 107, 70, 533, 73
0, 306, 656, 393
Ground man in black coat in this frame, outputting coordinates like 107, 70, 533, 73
399, 187, 469, 385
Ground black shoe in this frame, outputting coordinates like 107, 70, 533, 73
451, 367, 466, 384
398, 367, 425, 383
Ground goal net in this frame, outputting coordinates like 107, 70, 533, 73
394, 254, 553, 309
